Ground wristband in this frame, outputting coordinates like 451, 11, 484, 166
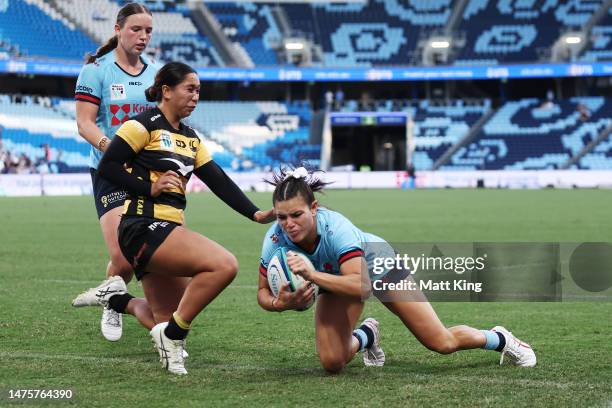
97, 136, 110, 152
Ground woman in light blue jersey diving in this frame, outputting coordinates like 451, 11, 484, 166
257, 167, 536, 374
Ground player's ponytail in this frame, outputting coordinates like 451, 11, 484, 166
84, 2, 152, 64
85, 36, 119, 64
144, 84, 159, 102
266, 166, 331, 205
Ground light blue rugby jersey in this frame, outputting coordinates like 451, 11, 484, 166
75, 52, 159, 169
259, 207, 395, 280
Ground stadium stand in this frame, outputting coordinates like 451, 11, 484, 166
0, 0, 97, 60
52, 0, 222, 66
441, 97, 612, 170
455, 0, 603, 65
581, 6, 612, 62
205, 2, 281, 66
286, 0, 453, 67
187, 101, 319, 169
0, 95, 89, 173
0, 96, 245, 173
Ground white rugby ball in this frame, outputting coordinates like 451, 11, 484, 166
267, 247, 319, 311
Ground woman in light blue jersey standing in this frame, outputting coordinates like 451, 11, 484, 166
72, 2, 158, 341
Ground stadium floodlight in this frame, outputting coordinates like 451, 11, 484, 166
430, 40, 450, 49
285, 42, 305, 50
564, 36, 582, 45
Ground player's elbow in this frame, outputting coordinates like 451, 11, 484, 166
256, 290, 271, 311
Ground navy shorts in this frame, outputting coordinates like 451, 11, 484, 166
90, 168, 128, 219
118, 216, 179, 280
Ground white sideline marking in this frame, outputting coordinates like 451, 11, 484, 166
0, 352, 591, 390
35, 278, 258, 289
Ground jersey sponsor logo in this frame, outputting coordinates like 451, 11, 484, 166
189, 139, 198, 153
148, 221, 169, 231
110, 83, 126, 100
100, 191, 126, 208
110, 104, 131, 126
271, 233, 279, 243
150, 114, 161, 122
159, 130, 174, 150
136, 196, 145, 215
109, 104, 155, 125
129, 81, 143, 86
160, 158, 194, 176
76, 84, 94, 94
132, 104, 153, 114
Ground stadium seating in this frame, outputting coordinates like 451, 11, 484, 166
187, 101, 319, 169
0, 0, 97, 61
455, 0, 603, 65
579, 135, 612, 169
286, 0, 453, 67
206, 2, 280, 66
0, 96, 90, 172
53, 0, 222, 66
581, 7, 612, 62
0, 96, 243, 173
441, 97, 612, 170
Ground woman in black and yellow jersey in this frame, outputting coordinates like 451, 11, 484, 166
96, 61, 273, 375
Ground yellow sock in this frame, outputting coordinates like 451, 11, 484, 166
172, 312, 191, 330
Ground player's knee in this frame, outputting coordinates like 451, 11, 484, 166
320, 356, 346, 374
218, 253, 239, 282
109, 249, 131, 273
423, 330, 459, 355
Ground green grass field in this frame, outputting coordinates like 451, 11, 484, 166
1, 189, 611, 407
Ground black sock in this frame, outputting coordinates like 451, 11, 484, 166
359, 324, 375, 349
165, 316, 189, 341
495, 332, 506, 352
108, 293, 134, 314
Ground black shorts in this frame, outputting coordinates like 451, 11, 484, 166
90, 168, 128, 219
118, 216, 179, 280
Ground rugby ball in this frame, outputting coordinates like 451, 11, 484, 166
267, 247, 319, 310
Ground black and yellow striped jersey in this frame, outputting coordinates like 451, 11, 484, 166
115, 107, 211, 224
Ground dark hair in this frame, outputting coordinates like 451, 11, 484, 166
144, 61, 197, 102
265, 166, 331, 205
85, 2, 152, 64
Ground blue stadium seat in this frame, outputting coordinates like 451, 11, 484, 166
455, 0, 603, 65
206, 2, 280, 65
442, 97, 612, 170
186, 101, 318, 169
580, 8, 612, 62
0, 97, 90, 172
0, 0, 97, 61
285, 0, 452, 67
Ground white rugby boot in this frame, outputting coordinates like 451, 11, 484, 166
361, 318, 385, 367
72, 276, 127, 307
101, 306, 122, 342
492, 326, 537, 367
150, 322, 187, 375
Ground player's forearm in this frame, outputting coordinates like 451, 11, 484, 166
98, 137, 152, 197
77, 120, 109, 151
257, 288, 281, 312
310, 272, 362, 298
